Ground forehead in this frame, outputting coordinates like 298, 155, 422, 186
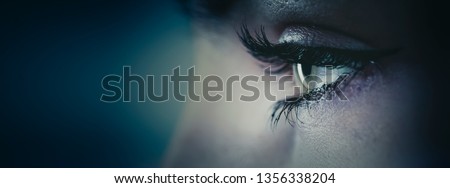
186, 0, 421, 48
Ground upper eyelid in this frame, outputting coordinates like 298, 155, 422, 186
278, 26, 373, 50
237, 25, 398, 66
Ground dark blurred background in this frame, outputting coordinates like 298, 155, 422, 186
1, 0, 192, 167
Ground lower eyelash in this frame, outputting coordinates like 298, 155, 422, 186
271, 73, 354, 127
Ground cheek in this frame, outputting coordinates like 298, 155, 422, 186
288, 62, 424, 167
166, 36, 300, 166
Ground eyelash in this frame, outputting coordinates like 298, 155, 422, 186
237, 24, 396, 127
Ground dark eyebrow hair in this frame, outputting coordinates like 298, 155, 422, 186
178, 0, 237, 21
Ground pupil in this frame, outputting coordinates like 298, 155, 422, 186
301, 64, 312, 76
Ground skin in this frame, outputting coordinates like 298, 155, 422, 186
164, 0, 432, 167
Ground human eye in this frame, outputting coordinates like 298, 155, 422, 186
237, 24, 398, 126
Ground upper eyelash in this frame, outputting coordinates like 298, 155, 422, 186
237, 24, 397, 127
237, 24, 396, 71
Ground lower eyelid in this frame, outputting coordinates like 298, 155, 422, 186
270, 61, 383, 127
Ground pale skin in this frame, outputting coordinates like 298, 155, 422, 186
164, 0, 433, 167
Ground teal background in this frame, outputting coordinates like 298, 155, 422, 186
1, 0, 192, 167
